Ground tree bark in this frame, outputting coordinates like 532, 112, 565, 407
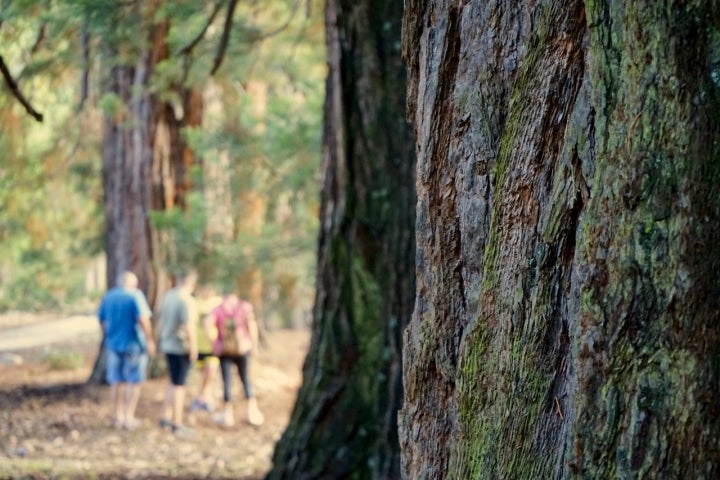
89, 58, 154, 384
400, 1, 720, 478
89, 5, 202, 383
102, 59, 154, 303
267, 0, 415, 478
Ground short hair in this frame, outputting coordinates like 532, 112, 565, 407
176, 268, 198, 285
118, 271, 138, 289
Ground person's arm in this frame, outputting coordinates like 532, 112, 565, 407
246, 304, 259, 351
186, 298, 198, 362
202, 313, 216, 344
135, 290, 155, 356
139, 314, 155, 356
98, 300, 107, 333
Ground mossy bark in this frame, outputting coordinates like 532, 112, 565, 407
266, 1, 415, 479
401, 0, 720, 478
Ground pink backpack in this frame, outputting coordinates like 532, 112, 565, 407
213, 301, 252, 356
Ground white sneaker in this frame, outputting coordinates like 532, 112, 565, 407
213, 409, 234, 427
248, 404, 264, 426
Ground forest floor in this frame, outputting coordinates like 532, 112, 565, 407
0, 311, 310, 480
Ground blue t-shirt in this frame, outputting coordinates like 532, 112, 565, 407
98, 287, 142, 353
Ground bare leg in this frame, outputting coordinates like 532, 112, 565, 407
110, 383, 122, 427
173, 385, 186, 426
197, 362, 217, 406
125, 383, 142, 427
160, 384, 174, 425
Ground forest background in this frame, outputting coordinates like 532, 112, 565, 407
0, 0, 325, 328
6, 1, 720, 479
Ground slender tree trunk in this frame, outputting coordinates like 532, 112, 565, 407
267, 0, 415, 478
400, 1, 720, 478
147, 18, 204, 307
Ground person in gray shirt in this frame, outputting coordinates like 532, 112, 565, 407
157, 269, 198, 435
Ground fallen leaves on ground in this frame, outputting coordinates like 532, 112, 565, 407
0, 327, 309, 480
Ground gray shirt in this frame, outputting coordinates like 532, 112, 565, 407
158, 287, 196, 354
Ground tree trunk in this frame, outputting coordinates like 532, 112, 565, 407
147, 18, 204, 308
400, 1, 720, 478
89, 58, 155, 384
89, 6, 201, 383
267, 0, 415, 478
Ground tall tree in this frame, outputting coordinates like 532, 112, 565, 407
99, 1, 202, 305
267, 0, 415, 478
400, 1, 720, 478
89, 1, 203, 381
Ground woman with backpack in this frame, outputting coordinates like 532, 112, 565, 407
207, 293, 264, 427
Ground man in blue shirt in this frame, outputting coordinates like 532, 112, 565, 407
98, 271, 155, 429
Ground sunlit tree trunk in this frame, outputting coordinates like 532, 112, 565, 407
400, 1, 720, 478
148, 19, 204, 307
89, 3, 202, 383
267, 0, 415, 478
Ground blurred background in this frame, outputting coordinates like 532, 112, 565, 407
0, 0, 326, 329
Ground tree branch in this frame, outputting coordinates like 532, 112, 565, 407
175, 0, 223, 57
254, 0, 302, 41
30, 1, 51, 53
77, 19, 90, 111
210, 0, 303, 76
30, 22, 47, 54
0, 54, 43, 122
210, 0, 237, 76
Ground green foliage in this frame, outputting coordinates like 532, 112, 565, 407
175, 0, 324, 322
0, 0, 103, 310
150, 187, 209, 272
0, 0, 324, 324
98, 92, 124, 117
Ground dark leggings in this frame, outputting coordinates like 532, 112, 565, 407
219, 354, 253, 401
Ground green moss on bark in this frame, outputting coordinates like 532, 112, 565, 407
573, 1, 720, 477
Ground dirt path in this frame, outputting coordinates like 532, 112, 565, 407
0, 315, 99, 352
0, 312, 310, 479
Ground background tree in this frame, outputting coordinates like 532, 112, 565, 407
88, 0, 223, 307
87, 0, 324, 315
0, 1, 104, 310
0, 0, 324, 371
84, 0, 201, 381
400, 1, 720, 478
267, 0, 415, 478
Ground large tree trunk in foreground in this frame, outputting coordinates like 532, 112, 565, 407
400, 1, 720, 478
267, 0, 415, 478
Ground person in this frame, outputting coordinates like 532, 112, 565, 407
157, 269, 199, 435
189, 285, 223, 413
210, 293, 264, 427
128, 281, 153, 354
98, 271, 155, 430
